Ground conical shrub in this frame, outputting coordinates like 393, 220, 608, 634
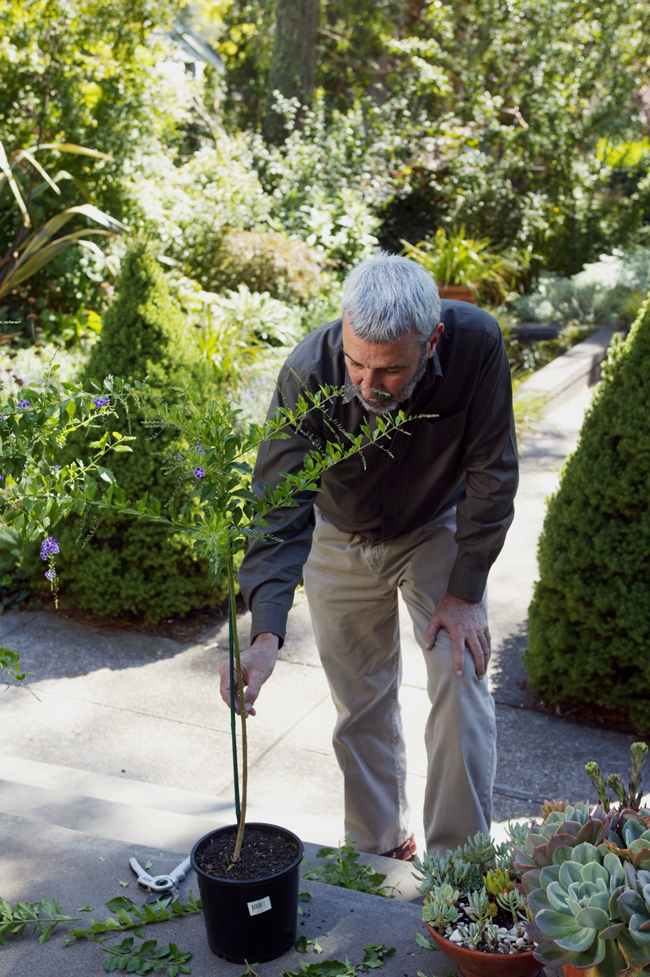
525, 291, 650, 729
31, 240, 225, 625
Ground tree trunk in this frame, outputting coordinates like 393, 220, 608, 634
263, 0, 320, 144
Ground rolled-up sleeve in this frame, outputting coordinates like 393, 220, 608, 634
238, 365, 322, 646
447, 332, 519, 601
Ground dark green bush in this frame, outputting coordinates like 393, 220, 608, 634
525, 293, 650, 729
25, 240, 226, 625
189, 230, 326, 304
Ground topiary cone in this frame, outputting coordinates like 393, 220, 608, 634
31, 239, 225, 625
525, 291, 650, 730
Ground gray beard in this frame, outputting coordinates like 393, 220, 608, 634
349, 347, 428, 415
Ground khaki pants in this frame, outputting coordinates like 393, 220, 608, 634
303, 505, 496, 855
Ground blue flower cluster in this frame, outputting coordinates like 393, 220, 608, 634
40, 537, 60, 561
93, 395, 110, 409
194, 467, 206, 479
195, 444, 204, 456
18, 400, 30, 409
45, 569, 57, 582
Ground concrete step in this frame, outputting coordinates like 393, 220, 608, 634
1, 813, 432, 977
0, 752, 422, 901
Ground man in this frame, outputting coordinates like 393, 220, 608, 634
220, 252, 518, 857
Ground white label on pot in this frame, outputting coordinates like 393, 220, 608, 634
247, 896, 272, 917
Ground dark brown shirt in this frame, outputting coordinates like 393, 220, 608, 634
239, 301, 518, 643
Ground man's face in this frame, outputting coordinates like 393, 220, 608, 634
342, 314, 443, 415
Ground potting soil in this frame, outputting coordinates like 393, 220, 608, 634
195, 826, 299, 880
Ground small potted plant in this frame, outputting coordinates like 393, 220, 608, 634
0, 370, 418, 964
514, 743, 650, 976
401, 226, 531, 305
413, 830, 543, 977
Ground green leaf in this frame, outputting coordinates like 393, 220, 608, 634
118, 881, 129, 888
414, 931, 438, 950
295, 935, 309, 952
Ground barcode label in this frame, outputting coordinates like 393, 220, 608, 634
247, 896, 272, 916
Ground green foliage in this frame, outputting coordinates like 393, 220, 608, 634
525, 292, 650, 730
0, 896, 77, 945
200, 230, 325, 303
64, 893, 202, 946
176, 279, 305, 390
26, 239, 224, 625
515, 249, 650, 326
0, 643, 31, 689
102, 936, 192, 974
220, 0, 650, 273
402, 228, 532, 302
0, 1, 187, 313
301, 840, 397, 898
279, 944, 395, 977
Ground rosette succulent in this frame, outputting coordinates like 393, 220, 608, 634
526, 843, 650, 975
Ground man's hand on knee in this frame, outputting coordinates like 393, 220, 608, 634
425, 594, 491, 679
219, 632, 279, 716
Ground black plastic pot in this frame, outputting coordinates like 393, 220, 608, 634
190, 822, 304, 964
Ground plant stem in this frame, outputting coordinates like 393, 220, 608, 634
227, 554, 247, 861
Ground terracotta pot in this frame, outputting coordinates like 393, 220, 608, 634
425, 922, 543, 977
438, 285, 478, 304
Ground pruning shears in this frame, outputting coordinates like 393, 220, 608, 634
129, 855, 192, 905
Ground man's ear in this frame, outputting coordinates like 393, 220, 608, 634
427, 322, 444, 358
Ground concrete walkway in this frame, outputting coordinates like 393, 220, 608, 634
0, 377, 642, 977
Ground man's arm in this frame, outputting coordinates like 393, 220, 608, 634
427, 328, 518, 678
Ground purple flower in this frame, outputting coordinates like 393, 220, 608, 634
45, 569, 57, 581
93, 395, 110, 408
18, 400, 30, 409
0, 475, 3, 481
194, 467, 205, 479
51, 465, 61, 472
195, 444, 204, 456
40, 536, 60, 560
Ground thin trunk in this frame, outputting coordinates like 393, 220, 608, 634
263, 0, 320, 144
228, 558, 248, 861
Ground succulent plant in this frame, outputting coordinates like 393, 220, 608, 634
465, 887, 495, 924
526, 845, 627, 970
497, 888, 531, 935
525, 842, 650, 974
422, 884, 462, 929
484, 867, 513, 896
413, 848, 484, 896
512, 803, 615, 884
540, 798, 570, 819
414, 827, 536, 956
586, 743, 649, 813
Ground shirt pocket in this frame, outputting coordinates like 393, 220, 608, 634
425, 409, 467, 442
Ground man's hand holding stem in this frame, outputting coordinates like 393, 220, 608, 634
220, 632, 279, 716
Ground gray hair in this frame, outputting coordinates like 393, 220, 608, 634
342, 252, 441, 343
